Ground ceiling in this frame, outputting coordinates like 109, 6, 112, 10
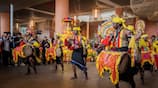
0, 0, 130, 23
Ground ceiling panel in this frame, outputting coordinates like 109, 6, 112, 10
111, 0, 130, 6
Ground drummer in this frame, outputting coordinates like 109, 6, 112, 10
70, 27, 88, 80
54, 34, 64, 72
24, 30, 37, 75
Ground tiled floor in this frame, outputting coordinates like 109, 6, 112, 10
0, 63, 158, 88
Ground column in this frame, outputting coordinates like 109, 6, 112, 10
86, 21, 89, 40
0, 13, 10, 36
55, 0, 69, 34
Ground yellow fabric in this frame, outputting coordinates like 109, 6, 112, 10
141, 34, 148, 39
122, 23, 127, 29
128, 36, 137, 67
139, 38, 149, 49
36, 57, 42, 63
96, 51, 123, 85
87, 48, 97, 58
63, 46, 72, 62
56, 33, 62, 37
152, 40, 158, 54
129, 36, 136, 49
112, 16, 125, 24
49, 42, 53, 48
33, 41, 40, 48
127, 25, 135, 34
73, 26, 81, 31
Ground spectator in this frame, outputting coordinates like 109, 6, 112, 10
0, 37, 3, 65
2, 33, 11, 66
41, 36, 50, 64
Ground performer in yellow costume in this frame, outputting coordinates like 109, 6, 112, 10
54, 34, 64, 71
96, 16, 137, 88
139, 34, 155, 67
70, 26, 88, 80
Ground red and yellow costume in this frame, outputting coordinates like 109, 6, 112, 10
96, 51, 125, 84
127, 25, 137, 67
45, 42, 56, 62
13, 44, 27, 63
139, 34, 154, 67
96, 16, 134, 85
152, 40, 158, 68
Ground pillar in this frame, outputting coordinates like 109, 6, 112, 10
86, 21, 89, 40
55, 0, 69, 34
0, 13, 10, 36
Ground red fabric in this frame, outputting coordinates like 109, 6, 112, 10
154, 55, 158, 68
69, 46, 74, 50
97, 51, 121, 84
20, 41, 25, 46
128, 48, 131, 54
64, 39, 68, 46
101, 36, 111, 46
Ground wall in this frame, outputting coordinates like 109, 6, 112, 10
0, 13, 10, 36
145, 21, 158, 37
89, 21, 101, 39
36, 20, 53, 40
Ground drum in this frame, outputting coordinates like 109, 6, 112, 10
141, 51, 154, 68
96, 51, 131, 85
22, 44, 33, 57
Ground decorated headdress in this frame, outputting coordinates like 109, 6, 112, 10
56, 33, 62, 37
141, 34, 148, 38
112, 16, 125, 24
73, 26, 81, 31
63, 17, 74, 24
127, 25, 135, 34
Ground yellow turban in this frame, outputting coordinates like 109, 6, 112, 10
73, 27, 81, 31
82, 36, 86, 41
127, 25, 135, 33
56, 33, 62, 37
33, 41, 40, 48
112, 16, 125, 24
141, 34, 148, 38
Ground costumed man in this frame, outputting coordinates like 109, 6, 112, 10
139, 34, 154, 68
127, 25, 140, 67
32, 39, 41, 64
24, 30, 37, 75
41, 36, 50, 64
112, 16, 131, 52
54, 34, 64, 72
96, 17, 137, 86
70, 27, 88, 80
